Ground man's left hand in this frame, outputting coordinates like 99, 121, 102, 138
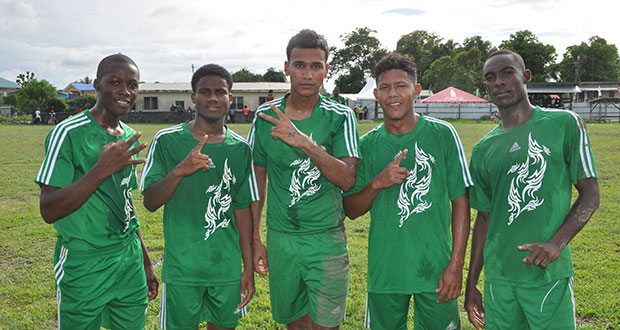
436, 261, 462, 302
258, 104, 309, 148
144, 263, 159, 301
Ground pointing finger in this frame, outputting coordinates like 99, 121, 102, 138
518, 243, 532, 251
391, 149, 409, 165
269, 104, 285, 119
192, 135, 209, 153
125, 131, 143, 149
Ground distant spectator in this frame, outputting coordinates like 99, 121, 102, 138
230, 108, 236, 123
49, 110, 57, 125
330, 86, 347, 105
33, 109, 41, 124
170, 104, 176, 112
243, 105, 249, 122
267, 89, 275, 101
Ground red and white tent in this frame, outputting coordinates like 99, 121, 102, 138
421, 86, 487, 103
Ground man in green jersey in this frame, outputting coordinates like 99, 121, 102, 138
330, 86, 347, 105
36, 54, 158, 329
465, 50, 600, 330
141, 64, 257, 330
248, 29, 359, 329
343, 53, 472, 330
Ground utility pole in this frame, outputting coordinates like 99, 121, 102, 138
191, 64, 195, 74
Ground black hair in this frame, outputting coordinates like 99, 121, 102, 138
373, 53, 417, 85
191, 64, 233, 92
96, 53, 138, 81
486, 49, 526, 72
286, 29, 329, 61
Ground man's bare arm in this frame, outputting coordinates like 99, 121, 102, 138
137, 229, 159, 300
518, 178, 599, 268
465, 211, 489, 330
235, 207, 255, 309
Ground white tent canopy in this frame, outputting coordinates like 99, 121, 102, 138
356, 79, 376, 101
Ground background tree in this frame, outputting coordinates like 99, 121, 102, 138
461, 35, 495, 60
1, 94, 18, 107
231, 68, 264, 82
557, 36, 620, 82
335, 66, 365, 94
396, 30, 457, 82
74, 76, 93, 84
45, 97, 68, 112
15, 77, 58, 113
16, 71, 35, 87
262, 67, 287, 82
67, 94, 97, 111
499, 30, 556, 82
329, 27, 388, 79
422, 56, 477, 93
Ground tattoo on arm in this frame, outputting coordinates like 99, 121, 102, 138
288, 130, 300, 138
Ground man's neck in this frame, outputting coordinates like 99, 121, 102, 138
90, 105, 123, 135
284, 93, 320, 120
385, 111, 419, 135
188, 118, 226, 143
499, 101, 536, 129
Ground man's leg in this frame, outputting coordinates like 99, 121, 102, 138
366, 292, 410, 330
204, 284, 245, 329
267, 229, 310, 325
518, 277, 576, 330
300, 227, 349, 329
483, 281, 528, 330
412, 292, 460, 330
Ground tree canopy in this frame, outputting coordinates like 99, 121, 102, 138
231, 67, 287, 82
16, 77, 59, 113
557, 36, 620, 82
499, 30, 556, 82
329, 27, 388, 79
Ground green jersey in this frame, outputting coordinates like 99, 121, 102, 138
330, 95, 347, 106
248, 94, 359, 234
140, 123, 258, 286
469, 106, 597, 287
35, 109, 141, 251
346, 115, 473, 293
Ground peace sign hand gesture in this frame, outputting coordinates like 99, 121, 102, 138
258, 104, 309, 148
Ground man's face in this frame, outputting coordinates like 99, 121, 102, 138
95, 62, 139, 117
483, 54, 531, 109
285, 48, 329, 98
373, 69, 420, 122
191, 75, 232, 124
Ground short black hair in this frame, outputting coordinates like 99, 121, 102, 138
191, 64, 233, 92
486, 49, 526, 72
373, 53, 417, 85
96, 53, 138, 81
286, 29, 329, 61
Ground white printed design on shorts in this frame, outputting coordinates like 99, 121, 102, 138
397, 143, 434, 227
288, 134, 323, 207
204, 159, 236, 240
506, 133, 550, 225
121, 174, 136, 232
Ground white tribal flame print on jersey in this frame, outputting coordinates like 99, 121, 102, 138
506, 133, 551, 225
204, 159, 236, 240
397, 143, 434, 227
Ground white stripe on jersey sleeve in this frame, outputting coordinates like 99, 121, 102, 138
426, 117, 474, 187
229, 130, 261, 202
540, 108, 595, 178
139, 125, 184, 191
37, 114, 91, 185
319, 99, 359, 158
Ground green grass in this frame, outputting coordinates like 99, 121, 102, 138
0, 120, 618, 329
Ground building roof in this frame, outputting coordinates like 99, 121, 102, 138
421, 86, 487, 103
527, 83, 581, 94
0, 77, 19, 89
63, 83, 95, 92
138, 82, 290, 93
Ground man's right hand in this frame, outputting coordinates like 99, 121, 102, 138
172, 135, 213, 177
253, 240, 268, 275
370, 149, 410, 190
96, 131, 147, 177
465, 283, 485, 329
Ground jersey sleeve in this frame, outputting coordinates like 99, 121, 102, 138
441, 124, 474, 200
248, 116, 268, 167
343, 135, 369, 196
139, 134, 168, 192
468, 144, 492, 212
232, 145, 257, 209
563, 113, 597, 184
35, 128, 76, 188
331, 108, 359, 159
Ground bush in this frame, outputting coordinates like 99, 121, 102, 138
0, 115, 33, 125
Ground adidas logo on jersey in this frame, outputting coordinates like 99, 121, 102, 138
509, 141, 521, 153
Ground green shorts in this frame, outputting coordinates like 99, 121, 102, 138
267, 226, 349, 327
54, 235, 148, 330
159, 282, 246, 329
365, 292, 460, 330
484, 277, 576, 330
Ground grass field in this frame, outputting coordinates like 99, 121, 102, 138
0, 120, 618, 329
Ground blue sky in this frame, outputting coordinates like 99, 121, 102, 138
1, 0, 618, 90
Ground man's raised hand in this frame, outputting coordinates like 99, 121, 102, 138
371, 149, 410, 190
97, 131, 147, 176
258, 104, 308, 148
173, 134, 213, 177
